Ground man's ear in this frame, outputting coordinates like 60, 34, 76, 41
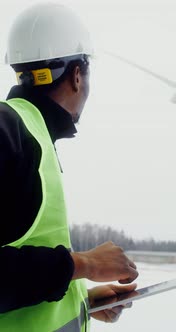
71, 66, 81, 92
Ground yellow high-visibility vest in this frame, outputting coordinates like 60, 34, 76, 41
0, 98, 90, 332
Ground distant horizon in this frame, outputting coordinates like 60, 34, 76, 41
70, 222, 176, 253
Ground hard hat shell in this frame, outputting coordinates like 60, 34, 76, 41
5, 2, 93, 65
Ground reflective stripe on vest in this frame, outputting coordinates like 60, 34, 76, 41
0, 98, 90, 332
54, 301, 86, 332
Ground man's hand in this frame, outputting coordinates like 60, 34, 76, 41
88, 283, 137, 323
71, 241, 138, 283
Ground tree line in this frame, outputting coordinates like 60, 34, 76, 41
70, 223, 176, 252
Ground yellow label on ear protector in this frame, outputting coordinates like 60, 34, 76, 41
16, 68, 53, 86
16, 72, 23, 85
32, 68, 53, 85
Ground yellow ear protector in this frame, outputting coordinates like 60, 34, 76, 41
16, 67, 65, 86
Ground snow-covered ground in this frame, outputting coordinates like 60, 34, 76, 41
87, 262, 176, 332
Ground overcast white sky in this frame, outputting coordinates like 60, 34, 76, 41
1, 0, 176, 242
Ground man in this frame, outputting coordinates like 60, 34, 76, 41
0, 3, 138, 331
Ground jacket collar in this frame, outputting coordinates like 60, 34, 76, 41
7, 85, 77, 143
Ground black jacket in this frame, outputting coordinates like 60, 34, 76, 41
0, 85, 77, 313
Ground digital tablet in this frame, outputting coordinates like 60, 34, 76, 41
88, 278, 176, 314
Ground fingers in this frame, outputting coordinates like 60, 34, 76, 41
119, 265, 139, 284
117, 250, 138, 283
104, 307, 123, 323
104, 303, 133, 323
125, 255, 138, 277
111, 305, 124, 314
128, 259, 137, 270
123, 302, 133, 309
111, 282, 137, 294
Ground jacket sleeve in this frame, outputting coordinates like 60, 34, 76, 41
0, 245, 74, 313
0, 105, 74, 313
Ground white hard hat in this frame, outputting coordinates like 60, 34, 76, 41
5, 2, 93, 65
